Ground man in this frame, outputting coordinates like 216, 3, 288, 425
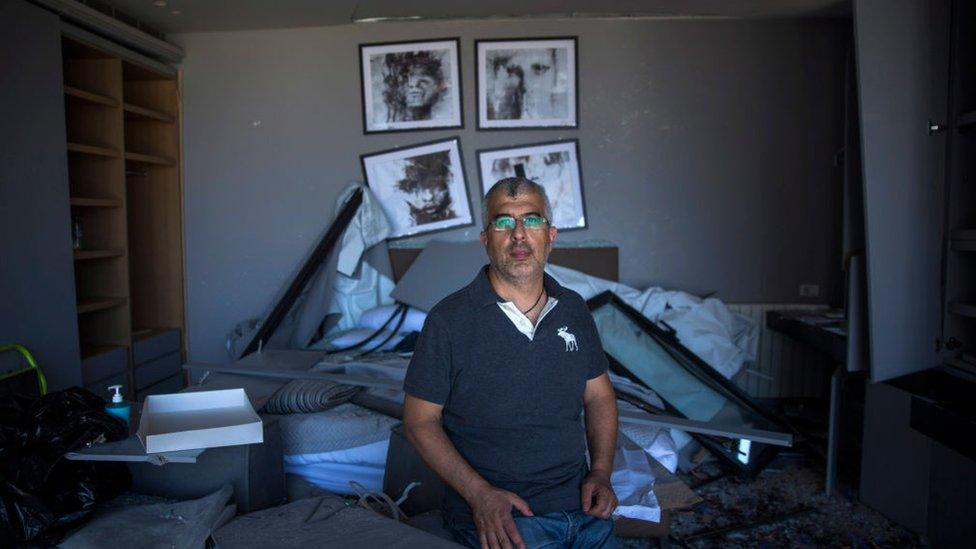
403, 177, 619, 549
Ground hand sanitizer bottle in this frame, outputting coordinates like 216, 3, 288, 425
105, 384, 131, 425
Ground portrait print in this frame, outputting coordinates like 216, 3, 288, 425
362, 138, 473, 238
477, 140, 586, 230
360, 39, 463, 133
476, 38, 578, 129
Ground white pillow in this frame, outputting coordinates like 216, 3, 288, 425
358, 304, 427, 333
328, 328, 404, 351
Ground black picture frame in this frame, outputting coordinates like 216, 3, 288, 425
474, 36, 579, 130
359, 38, 464, 135
476, 138, 587, 231
360, 136, 475, 240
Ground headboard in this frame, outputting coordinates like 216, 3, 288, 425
388, 243, 618, 282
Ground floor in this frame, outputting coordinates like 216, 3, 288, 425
619, 455, 925, 548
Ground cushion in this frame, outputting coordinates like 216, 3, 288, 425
261, 379, 361, 414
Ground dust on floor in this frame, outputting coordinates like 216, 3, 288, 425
620, 456, 924, 548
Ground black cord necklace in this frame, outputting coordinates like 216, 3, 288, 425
520, 288, 546, 315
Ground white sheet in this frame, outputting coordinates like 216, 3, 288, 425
545, 263, 758, 379
611, 434, 662, 523
284, 439, 390, 495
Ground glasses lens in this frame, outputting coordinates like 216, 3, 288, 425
523, 216, 547, 229
492, 216, 516, 231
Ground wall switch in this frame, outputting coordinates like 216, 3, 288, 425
799, 284, 820, 298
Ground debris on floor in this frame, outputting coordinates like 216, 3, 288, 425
676, 459, 923, 548
619, 456, 925, 548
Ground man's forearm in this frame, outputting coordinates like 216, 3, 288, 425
405, 420, 491, 503
584, 394, 618, 476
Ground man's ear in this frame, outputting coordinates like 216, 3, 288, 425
480, 230, 488, 246
549, 226, 558, 243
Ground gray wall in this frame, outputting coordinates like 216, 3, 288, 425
0, 0, 82, 390
175, 18, 848, 364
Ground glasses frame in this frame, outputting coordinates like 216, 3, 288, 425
488, 214, 550, 232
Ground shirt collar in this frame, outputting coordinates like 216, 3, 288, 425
469, 264, 565, 308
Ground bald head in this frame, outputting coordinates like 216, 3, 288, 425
482, 177, 553, 228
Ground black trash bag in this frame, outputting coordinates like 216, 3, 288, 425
0, 387, 131, 546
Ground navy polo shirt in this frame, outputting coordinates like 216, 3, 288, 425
404, 265, 609, 525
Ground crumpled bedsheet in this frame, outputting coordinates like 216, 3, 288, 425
546, 263, 758, 379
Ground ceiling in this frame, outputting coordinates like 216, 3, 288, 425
100, 0, 851, 35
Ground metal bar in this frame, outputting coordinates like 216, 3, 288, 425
0, 344, 48, 395
617, 409, 793, 447
183, 361, 403, 391
241, 188, 363, 357
825, 362, 843, 495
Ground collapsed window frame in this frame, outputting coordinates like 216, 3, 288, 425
586, 291, 796, 476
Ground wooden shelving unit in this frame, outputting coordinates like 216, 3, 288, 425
943, 0, 976, 365
62, 35, 185, 398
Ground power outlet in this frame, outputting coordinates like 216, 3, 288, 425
799, 284, 820, 298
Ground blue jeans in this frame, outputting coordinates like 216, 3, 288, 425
450, 510, 618, 549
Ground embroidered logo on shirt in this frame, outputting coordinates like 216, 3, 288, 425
556, 326, 578, 351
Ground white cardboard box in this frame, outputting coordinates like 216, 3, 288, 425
137, 388, 263, 453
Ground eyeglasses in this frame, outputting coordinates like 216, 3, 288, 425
489, 214, 549, 232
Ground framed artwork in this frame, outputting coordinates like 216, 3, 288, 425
475, 37, 578, 130
359, 38, 463, 134
361, 137, 473, 238
476, 139, 586, 230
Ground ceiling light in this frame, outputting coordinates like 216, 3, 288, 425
153, 0, 166, 7
352, 15, 423, 23
171, 9, 181, 15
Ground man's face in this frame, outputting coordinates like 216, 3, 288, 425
405, 69, 439, 108
405, 183, 449, 212
493, 49, 557, 118
479, 190, 557, 283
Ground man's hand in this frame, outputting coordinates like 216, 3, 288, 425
580, 471, 617, 519
470, 485, 534, 549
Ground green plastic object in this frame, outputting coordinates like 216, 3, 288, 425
0, 344, 48, 395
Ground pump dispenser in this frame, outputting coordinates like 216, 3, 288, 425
105, 384, 131, 425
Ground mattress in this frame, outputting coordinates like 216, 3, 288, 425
284, 439, 390, 495
274, 398, 401, 495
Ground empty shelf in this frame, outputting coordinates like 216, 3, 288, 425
74, 249, 125, 261
948, 302, 976, 319
124, 103, 176, 123
67, 142, 120, 158
77, 297, 127, 315
64, 85, 119, 108
957, 110, 976, 130
125, 151, 175, 166
952, 240, 976, 252
70, 196, 123, 208
81, 344, 127, 360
